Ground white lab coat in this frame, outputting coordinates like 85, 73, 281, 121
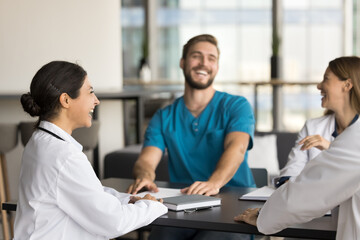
280, 114, 335, 177
257, 118, 360, 240
14, 121, 167, 240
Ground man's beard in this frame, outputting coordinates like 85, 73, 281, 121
183, 70, 215, 90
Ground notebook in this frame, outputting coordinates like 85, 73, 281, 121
162, 194, 222, 211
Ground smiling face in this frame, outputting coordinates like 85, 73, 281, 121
67, 76, 100, 130
317, 67, 349, 112
180, 41, 219, 90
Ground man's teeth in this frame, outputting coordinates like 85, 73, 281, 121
196, 70, 207, 76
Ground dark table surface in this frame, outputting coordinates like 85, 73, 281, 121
102, 178, 337, 239
1, 178, 337, 239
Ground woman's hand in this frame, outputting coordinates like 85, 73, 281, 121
129, 194, 163, 204
234, 208, 260, 226
299, 135, 330, 151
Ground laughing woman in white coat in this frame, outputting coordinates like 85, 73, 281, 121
234, 56, 360, 239
276, 99, 342, 187
275, 111, 335, 187
14, 61, 167, 240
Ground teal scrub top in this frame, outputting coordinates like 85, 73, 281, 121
144, 91, 256, 187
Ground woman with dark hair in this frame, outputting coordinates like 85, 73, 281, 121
234, 56, 360, 239
14, 61, 167, 239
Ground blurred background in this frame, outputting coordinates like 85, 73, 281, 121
0, 0, 359, 213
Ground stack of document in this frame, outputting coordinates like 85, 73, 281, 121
239, 186, 275, 201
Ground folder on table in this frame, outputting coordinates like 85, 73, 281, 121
162, 194, 221, 211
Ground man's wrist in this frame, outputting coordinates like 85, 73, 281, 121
207, 178, 223, 191
136, 171, 156, 181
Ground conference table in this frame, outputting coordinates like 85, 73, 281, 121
103, 178, 337, 239
2, 178, 337, 239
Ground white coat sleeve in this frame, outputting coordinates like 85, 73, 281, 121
103, 186, 132, 205
279, 121, 310, 177
257, 120, 360, 235
56, 151, 168, 238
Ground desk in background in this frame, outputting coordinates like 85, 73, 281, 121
0, 86, 183, 177
96, 85, 183, 144
93, 85, 183, 176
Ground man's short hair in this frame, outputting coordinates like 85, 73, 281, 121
182, 34, 220, 59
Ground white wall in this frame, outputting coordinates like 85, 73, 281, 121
0, 0, 124, 200
0, 0, 122, 93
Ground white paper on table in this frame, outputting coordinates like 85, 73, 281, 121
135, 187, 184, 199
239, 186, 275, 201
239, 186, 332, 216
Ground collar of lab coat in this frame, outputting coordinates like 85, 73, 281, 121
332, 114, 359, 138
39, 121, 83, 152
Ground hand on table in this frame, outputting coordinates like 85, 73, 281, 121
127, 178, 159, 195
181, 181, 220, 196
299, 135, 330, 151
129, 193, 163, 204
234, 208, 260, 226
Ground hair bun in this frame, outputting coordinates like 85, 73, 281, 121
21, 92, 41, 117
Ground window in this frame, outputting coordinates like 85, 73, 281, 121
355, 0, 360, 55
121, 0, 145, 79
156, 0, 272, 82
280, 0, 343, 131
122, 0, 272, 83
121, 0, 352, 132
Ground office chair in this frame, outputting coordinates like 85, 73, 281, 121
0, 123, 19, 240
251, 168, 268, 188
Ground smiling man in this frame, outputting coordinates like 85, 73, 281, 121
127, 34, 255, 240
